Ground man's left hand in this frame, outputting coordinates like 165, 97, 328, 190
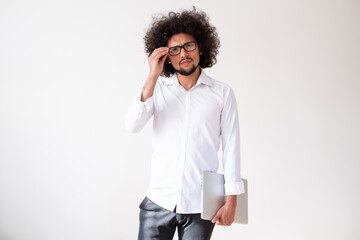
211, 195, 237, 226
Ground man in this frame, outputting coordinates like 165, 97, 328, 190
125, 7, 245, 240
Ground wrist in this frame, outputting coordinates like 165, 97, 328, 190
148, 72, 160, 81
225, 195, 237, 208
144, 76, 158, 89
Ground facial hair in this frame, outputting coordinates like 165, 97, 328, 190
174, 60, 200, 76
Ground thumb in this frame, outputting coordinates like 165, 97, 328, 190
211, 212, 220, 223
159, 54, 168, 64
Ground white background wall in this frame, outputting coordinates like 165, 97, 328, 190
1, 0, 359, 239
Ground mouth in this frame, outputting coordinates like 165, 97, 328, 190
180, 59, 192, 65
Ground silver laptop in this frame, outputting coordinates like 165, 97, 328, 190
201, 171, 248, 224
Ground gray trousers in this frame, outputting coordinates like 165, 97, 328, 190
138, 197, 215, 240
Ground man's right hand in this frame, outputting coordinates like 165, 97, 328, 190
141, 47, 169, 102
148, 47, 169, 78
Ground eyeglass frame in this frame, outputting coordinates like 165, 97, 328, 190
167, 41, 198, 56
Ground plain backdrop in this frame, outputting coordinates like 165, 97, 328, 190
1, 0, 359, 239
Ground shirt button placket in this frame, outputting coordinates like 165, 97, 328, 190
178, 91, 191, 212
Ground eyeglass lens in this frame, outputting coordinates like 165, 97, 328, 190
169, 42, 196, 56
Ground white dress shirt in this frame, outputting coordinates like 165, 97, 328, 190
125, 70, 244, 214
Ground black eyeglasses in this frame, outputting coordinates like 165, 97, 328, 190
168, 41, 197, 56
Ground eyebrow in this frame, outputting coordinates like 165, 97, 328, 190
168, 41, 194, 48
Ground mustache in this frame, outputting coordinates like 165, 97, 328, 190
179, 58, 193, 64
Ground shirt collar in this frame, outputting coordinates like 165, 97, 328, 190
162, 69, 213, 87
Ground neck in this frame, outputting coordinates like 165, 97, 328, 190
176, 67, 201, 91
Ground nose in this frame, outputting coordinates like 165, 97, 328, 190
179, 47, 189, 58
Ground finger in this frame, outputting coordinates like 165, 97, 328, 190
153, 46, 168, 52
151, 48, 169, 58
150, 51, 168, 62
223, 219, 234, 226
212, 207, 224, 223
159, 52, 168, 63
156, 49, 169, 56
152, 52, 169, 63
212, 214, 221, 223
216, 219, 225, 226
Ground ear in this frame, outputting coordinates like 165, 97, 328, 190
198, 44, 202, 55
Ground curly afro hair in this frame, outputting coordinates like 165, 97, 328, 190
144, 7, 220, 77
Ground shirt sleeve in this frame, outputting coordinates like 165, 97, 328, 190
220, 87, 245, 195
124, 89, 154, 133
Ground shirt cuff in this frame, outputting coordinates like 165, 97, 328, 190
131, 90, 154, 112
224, 181, 245, 195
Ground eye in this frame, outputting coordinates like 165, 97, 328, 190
170, 46, 180, 51
169, 47, 180, 54
184, 42, 196, 50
